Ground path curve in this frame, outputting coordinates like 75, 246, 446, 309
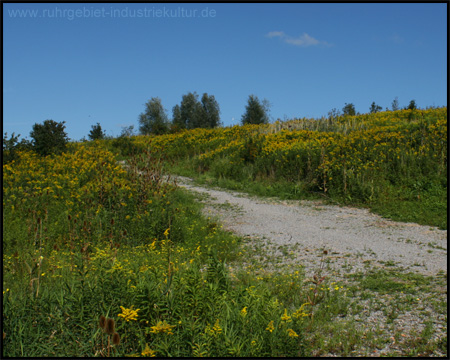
176, 177, 447, 276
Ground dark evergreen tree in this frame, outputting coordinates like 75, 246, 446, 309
88, 122, 105, 140
241, 95, 270, 125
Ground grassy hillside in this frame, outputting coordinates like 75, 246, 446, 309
3, 141, 355, 357
131, 107, 447, 229
3, 107, 447, 357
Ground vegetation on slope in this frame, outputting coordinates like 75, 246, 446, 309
132, 107, 447, 229
3, 107, 447, 357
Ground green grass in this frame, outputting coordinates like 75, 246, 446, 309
348, 268, 433, 295
2, 145, 351, 357
138, 107, 447, 230
3, 125, 447, 357
170, 158, 447, 229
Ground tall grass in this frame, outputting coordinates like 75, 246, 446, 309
3, 108, 447, 357
3, 141, 348, 357
133, 107, 447, 229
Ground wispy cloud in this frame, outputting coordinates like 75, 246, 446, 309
266, 31, 331, 47
267, 31, 285, 39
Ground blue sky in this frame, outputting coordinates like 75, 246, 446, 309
3, 2, 447, 141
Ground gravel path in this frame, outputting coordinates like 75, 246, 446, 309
176, 176, 447, 277
121, 161, 446, 356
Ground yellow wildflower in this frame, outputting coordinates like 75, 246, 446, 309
292, 303, 310, 319
212, 319, 222, 334
118, 305, 140, 322
149, 320, 175, 335
266, 320, 275, 333
281, 308, 292, 322
287, 328, 299, 338
141, 344, 156, 357
240, 307, 248, 317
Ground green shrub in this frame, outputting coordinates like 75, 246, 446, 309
30, 120, 69, 156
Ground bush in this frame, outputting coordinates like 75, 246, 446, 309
111, 136, 140, 157
88, 123, 106, 140
2, 132, 32, 163
30, 120, 69, 156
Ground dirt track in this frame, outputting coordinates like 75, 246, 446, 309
176, 176, 447, 277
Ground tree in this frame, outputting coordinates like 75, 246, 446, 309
112, 125, 138, 157
342, 103, 356, 116
369, 102, 382, 114
171, 104, 183, 130
241, 95, 270, 125
3, 132, 31, 163
139, 97, 169, 135
120, 125, 135, 138
391, 96, 399, 111
30, 119, 69, 156
328, 108, 342, 119
171, 92, 221, 130
88, 122, 105, 140
407, 99, 417, 110
180, 92, 203, 129
199, 93, 221, 128
3, 132, 21, 153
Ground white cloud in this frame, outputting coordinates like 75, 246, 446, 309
285, 33, 320, 46
266, 31, 285, 38
266, 31, 331, 47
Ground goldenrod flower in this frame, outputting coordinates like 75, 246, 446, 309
149, 320, 175, 335
118, 305, 140, 322
204, 319, 222, 337
281, 308, 292, 322
292, 303, 310, 319
141, 344, 156, 357
240, 306, 248, 317
164, 228, 170, 237
287, 328, 299, 338
266, 320, 275, 333
212, 319, 222, 334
